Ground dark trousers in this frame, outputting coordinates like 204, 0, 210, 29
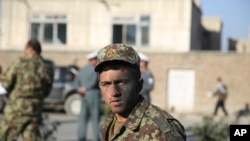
78, 91, 100, 141
213, 100, 228, 116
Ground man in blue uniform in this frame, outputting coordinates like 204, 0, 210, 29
75, 51, 101, 141
139, 52, 154, 103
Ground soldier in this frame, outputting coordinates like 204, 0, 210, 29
0, 39, 53, 141
95, 44, 186, 141
75, 51, 101, 141
138, 52, 154, 103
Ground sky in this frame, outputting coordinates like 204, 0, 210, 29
201, 0, 250, 51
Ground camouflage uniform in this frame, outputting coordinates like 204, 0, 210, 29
0, 55, 53, 141
100, 96, 186, 141
95, 44, 186, 141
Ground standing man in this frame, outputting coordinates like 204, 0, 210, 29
75, 51, 101, 141
95, 44, 186, 141
138, 52, 154, 103
0, 39, 53, 141
0, 65, 7, 95
213, 77, 228, 116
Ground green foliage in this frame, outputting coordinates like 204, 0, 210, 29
190, 116, 229, 141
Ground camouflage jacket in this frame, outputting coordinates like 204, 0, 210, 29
1, 55, 53, 116
100, 98, 186, 141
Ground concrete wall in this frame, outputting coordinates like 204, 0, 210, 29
1, 50, 249, 115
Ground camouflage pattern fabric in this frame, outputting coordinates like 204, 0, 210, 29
100, 97, 186, 141
0, 55, 53, 141
95, 44, 140, 72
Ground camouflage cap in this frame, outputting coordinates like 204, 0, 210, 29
95, 44, 140, 72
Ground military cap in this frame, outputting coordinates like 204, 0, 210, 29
86, 51, 98, 60
138, 52, 149, 62
95, 43, 140, 72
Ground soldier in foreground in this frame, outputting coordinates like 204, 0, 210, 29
95, 44, 186, 141
0, 39, 53, 141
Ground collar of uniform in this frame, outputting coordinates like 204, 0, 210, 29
20, 54, 40, 61
123, 96, 149, 130
100, 96, 149, 140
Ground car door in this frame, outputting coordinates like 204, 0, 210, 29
44, 66, 66, 103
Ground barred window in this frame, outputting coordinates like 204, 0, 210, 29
112, 15, 150, 47
30, 14, 67, 45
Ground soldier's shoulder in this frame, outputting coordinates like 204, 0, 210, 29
145, 69, 154, 76
10, 57, 26, 67
144, 104, 184, 133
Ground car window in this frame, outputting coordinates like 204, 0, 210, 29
53, 67, 75, 82
53, 67, 61, 81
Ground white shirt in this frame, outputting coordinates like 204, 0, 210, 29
0, 82, 7, 95
216, 82, 226, 94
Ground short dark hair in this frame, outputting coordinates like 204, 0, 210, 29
27, 39, 42, 54
217, 77, 222, 81
97, 61, 141, 80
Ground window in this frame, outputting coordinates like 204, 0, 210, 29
30, 14, 67, 44
112, 15, 150, 47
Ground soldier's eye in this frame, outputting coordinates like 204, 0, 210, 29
118, 80, 128, 86
100, 82, 110, 87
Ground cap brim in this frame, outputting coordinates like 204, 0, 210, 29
95, 60, 138, 72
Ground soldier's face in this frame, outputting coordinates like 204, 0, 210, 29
24, 45, 30, 55
24, 45, 34, 56
99, 69, 139, 115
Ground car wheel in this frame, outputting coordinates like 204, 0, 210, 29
64, 93, 81, 116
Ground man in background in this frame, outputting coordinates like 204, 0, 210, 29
213, 77, 228, 116
0, 65, 7, 95
0, 39, 53, 141
138, 53, 154, 103
75, 51, 101, 141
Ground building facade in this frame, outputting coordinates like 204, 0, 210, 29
0, 0, 220, 52
201, 16, 222, 50
229, 36, 250, 53
2, 0, 240, 114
